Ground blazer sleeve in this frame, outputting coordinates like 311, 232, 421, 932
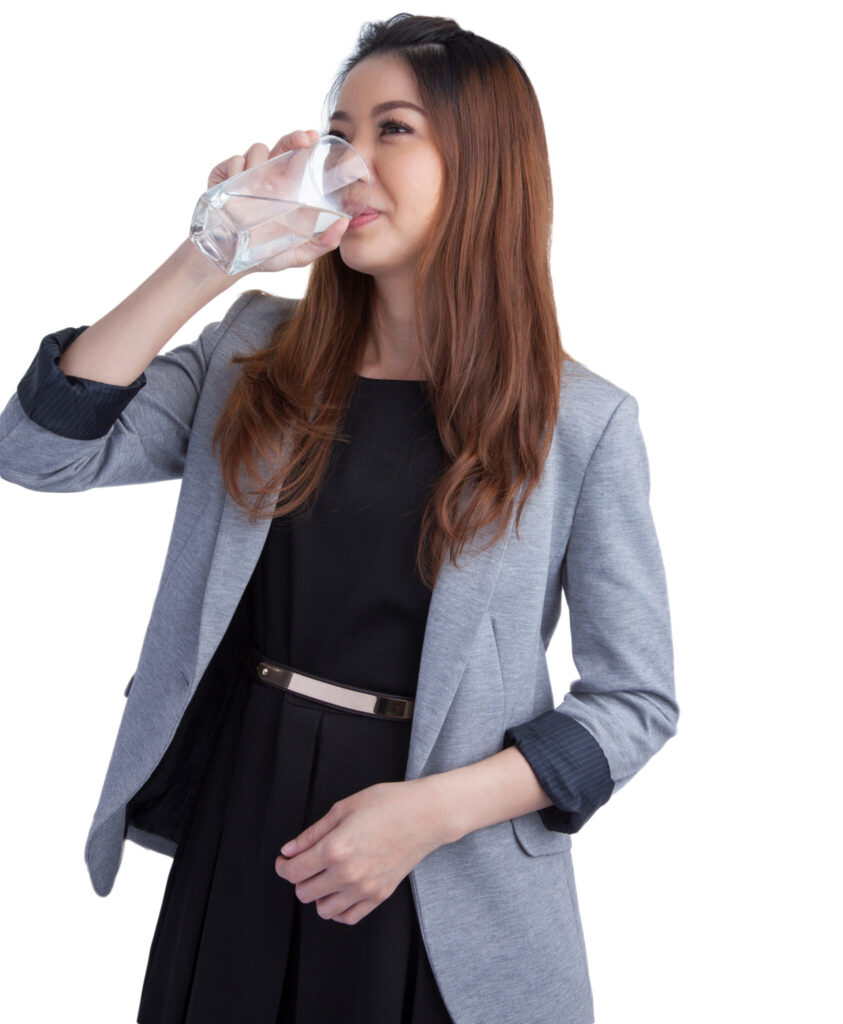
503, 394, 678, 833
0, 290, 261, 491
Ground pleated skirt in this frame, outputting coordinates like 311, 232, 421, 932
136, 655, 454, 1024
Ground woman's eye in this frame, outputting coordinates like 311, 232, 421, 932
322, 120, 411, 143
377, 119, 412, 135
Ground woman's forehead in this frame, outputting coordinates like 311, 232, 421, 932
335, 55, 419, 111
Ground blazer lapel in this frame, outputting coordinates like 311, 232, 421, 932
405, 500, 519, 780
189, 431, 292, 695
189, 486, 273, 694
190, 433, 520, 781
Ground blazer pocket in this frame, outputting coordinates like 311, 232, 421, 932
123, 674, 135, 697
510, 811, 572, 856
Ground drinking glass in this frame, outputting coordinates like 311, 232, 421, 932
189, 136, 371, 275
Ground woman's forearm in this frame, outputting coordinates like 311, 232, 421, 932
57, 238, 235, 386
416, 746, 555, 847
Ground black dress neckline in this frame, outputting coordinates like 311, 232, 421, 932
353, 372, 426, 384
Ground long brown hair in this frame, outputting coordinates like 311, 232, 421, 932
212, 13, 574, 590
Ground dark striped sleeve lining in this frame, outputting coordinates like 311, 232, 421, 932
503, 709, 614, 833
16, 326, 147, 440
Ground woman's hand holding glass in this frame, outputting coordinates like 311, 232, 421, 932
203, 129, 351, 276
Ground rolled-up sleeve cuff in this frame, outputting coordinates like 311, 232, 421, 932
503, 710, 613, 833
16, 326, 147, 440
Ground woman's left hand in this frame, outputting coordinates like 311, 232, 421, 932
274, 778, 451, 925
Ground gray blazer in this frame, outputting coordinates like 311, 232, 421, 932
0, 290, 678, 1024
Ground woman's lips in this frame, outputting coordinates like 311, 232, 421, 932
349, 210, 381, 229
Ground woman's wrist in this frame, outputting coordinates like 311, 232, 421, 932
175, 237, 243, 295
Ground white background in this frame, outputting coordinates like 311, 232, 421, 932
1, 2, 840, 1021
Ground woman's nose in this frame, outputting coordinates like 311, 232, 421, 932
342, 136, 377, 175
355, 157, 378, 201
327, 146, 376, 216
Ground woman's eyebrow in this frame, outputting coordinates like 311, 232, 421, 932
329, 100, 426, 122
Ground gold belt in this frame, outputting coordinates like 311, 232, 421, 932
245, 645, 414, 722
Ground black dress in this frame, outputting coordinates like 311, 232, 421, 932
136, 374, 454, 1024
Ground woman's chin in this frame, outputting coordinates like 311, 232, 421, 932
338, 248, 390, 274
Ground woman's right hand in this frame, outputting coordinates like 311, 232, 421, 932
205, 128, 349, 275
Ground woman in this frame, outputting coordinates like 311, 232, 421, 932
0, 14, 678, 1024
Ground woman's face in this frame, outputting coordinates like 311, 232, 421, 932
327, 55, 444, 279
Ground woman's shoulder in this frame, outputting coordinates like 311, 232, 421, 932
560, 355, 635, 416
554, 356, 639, 458
215, 290, 300, 356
